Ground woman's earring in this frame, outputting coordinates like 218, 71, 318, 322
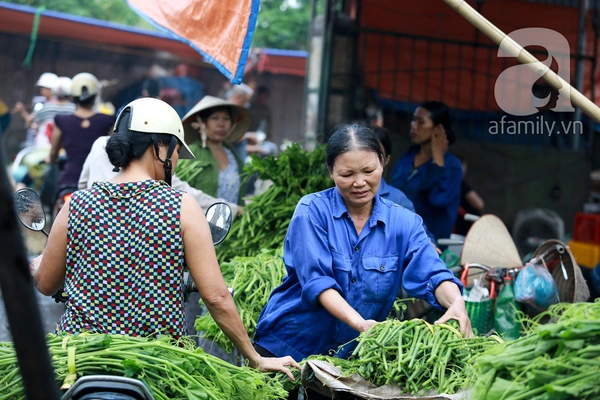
191, 116, 208, 148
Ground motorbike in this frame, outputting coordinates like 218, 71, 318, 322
12, 187, 233, 400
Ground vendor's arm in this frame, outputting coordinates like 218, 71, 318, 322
172, 174, 240, 218
318, 289, 377, 333
34, 201, 69, 295
287, 200, 375, 332
401, 213, 471, 335
181, 194, 299, 378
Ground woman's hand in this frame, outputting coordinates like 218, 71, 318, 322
359, 319, 378, 333
433, 281, 473, 337
251, 356, 302, 381
434, 296, 473, 337
431, 129, 448, 167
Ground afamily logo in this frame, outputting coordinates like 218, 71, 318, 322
489, 115, 583, 137
494, 28, 575, 116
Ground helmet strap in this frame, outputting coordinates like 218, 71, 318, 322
151, 134, 177, 186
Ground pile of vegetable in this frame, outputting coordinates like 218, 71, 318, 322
217, 144, 332, 262
472, 299, 600, 400
196, 248, 287, 353
0, 333, 287, 400
347, 319, 501, 395
278, 319, 502, 396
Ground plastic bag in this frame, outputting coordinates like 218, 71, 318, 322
494, 275, 521, 340
464, 278, 494, 336
514, 262, 560, 310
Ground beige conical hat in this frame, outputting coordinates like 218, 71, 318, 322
182, 96, 252, 146
460, 214, 522, 268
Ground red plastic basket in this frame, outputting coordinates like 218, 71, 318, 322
573, 213, 600, 244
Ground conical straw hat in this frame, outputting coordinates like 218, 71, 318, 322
182, 96, 252, 146
460, 214, 522, 268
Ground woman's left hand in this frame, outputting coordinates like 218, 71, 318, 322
434, 296, 473, 338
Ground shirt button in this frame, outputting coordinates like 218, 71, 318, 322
351, 278, 357, 283
380, 265, 385, 271
354, 246, 359, 251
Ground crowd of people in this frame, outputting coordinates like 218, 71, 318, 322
5, 68, 479, 395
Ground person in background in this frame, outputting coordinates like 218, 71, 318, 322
248, 86, 273, 140
371, 127, 416, 211
141, 77, 160, 98
390, 101, 462, 243
176, 96, 251, 206
49, 73, 115, 192
372, 126, 439, 252
454, 156, 485, 236
226, 83, 255, 163
13, 72, 58, 128
254, 124, 470, 400
32, 76, 76, 148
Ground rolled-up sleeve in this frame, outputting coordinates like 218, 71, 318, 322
427, 161, 462, 208
283, 203, 341, 310
401, 213, 463, 310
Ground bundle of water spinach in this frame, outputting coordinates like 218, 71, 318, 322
347, 319, 501, 395
472, 299, 600, 400
217, 144, 332, 262
0, 333, 287, 400
196, 248, 287, 353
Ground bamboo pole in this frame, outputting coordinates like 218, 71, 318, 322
443, 0, 600, 123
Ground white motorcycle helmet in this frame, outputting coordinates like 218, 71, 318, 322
114, 97, 195, 185
53, 76, 72, 98
36, 72, 58, 90
71, 72, 100, 101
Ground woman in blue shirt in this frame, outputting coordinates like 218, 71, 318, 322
390, 101, 462, 242
253, 125, 470, 398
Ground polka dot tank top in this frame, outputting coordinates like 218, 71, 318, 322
57, 179, 187, 338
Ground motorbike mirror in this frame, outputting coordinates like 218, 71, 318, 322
14, 188, 48, 237
205, 202, 232, 245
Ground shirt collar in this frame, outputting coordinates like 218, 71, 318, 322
332, 187, 388, 228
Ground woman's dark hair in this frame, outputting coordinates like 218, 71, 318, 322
142, 78, 160, 98
371, 127, 392, 158
199, 106, 232, 123
75, 94, 97, 109
106, 109, 173, 172
419, 101, 456, 145
326, 124, 383, 170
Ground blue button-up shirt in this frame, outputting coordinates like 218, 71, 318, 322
390, 146, 462, 241
254, 188, 462, 361
378, 179, 415, 212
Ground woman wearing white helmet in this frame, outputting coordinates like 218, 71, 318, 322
49, 72, 115, 192
31, 76, 76, 147
12, 72, 58, 131
31, 97, 300, 380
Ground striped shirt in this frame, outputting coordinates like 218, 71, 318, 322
34, 101, 76, 124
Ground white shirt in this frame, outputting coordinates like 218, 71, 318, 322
78, 136, 239, 216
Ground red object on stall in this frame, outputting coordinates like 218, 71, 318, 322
573, 212, 600, 244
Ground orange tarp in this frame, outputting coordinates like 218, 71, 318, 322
127, 0, 260, 83
359, 0, 599, 112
